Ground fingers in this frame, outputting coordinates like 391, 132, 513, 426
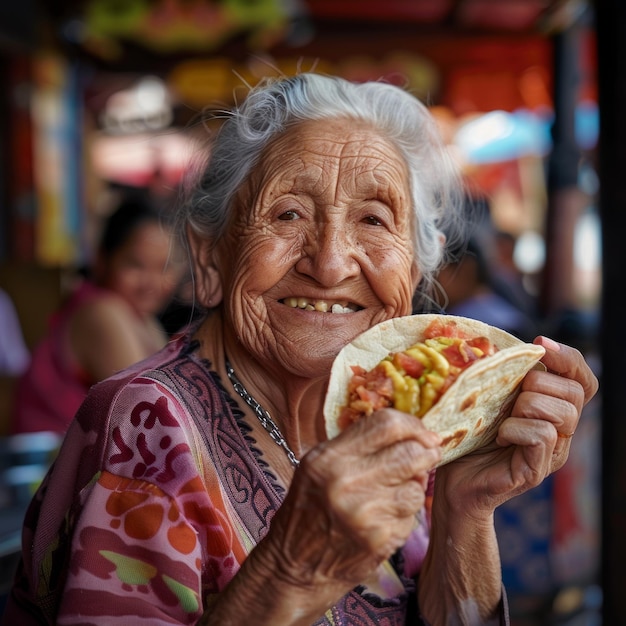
430, 337, 598, 519
496, 416, 557, 485
533, 336, 599, 406
498, 363, 585, 477
334, 408, 442, 482
513, 372, 582, 435
322, 409, 441, 511
343, 407, 442, 449
285, 410, 440, 573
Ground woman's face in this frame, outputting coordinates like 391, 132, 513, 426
215, 118, 420, 378
102, 221, 180, 317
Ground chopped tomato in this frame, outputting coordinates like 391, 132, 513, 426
343, 364, 393, 415
392, 351, 426, 379
467, 336, 497, 356
339, 365, 394, 429
338, 406, 364, 430
347, 365, 368, 394
423, 318, 471, 340
355, 385, 391, 410
438, 376, 455, 396
441, 343, 476, 369
364, 365, 394, 399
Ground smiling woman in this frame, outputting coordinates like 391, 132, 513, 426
3, 73, 599, 626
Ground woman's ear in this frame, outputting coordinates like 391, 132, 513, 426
411, 261, 422, 291
187, 226, 223, 308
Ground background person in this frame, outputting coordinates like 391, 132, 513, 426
491, 229, 540, 323
3, 73, 598, 626
10, 195, 182, 435
436, 235, 539, 342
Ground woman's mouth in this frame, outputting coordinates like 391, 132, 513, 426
280, 297, 361, 314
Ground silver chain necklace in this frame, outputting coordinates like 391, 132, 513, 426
225, 358, 300, 467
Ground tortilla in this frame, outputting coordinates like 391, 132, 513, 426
323, 314, 546, 466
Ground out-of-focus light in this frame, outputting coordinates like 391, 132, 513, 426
575, 100, 599, 151
454, 102, 597, 165
455, 109, 552, 164
514, 231, 545, 274
579, 161, 599, 196
91, 132, 194, 187
574, 211, 601, 272
100, 76, 173, 134
456, 111, 514, 153
136, 76, 167, 109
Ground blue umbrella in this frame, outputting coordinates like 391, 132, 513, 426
454, 103, 598, 164
454, 109, 552, 164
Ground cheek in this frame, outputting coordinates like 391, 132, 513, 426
366, 242, 416, 301
105, 266, 134, 293
119, 272, 146, 300
220, 235, 295, 350
368, 232, 411, 258
221, 234, 294, 298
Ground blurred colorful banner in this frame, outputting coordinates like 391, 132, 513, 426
32, 53, 84, 266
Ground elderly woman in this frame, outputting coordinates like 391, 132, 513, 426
3, 74, 598, 626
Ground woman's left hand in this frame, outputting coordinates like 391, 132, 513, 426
433, 335, 599, 518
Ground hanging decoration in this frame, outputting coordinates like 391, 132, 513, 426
76, 0, 296, 59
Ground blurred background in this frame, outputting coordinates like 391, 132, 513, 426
0, 1, 623, 624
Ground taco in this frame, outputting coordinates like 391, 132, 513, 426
323, 314, 546, 466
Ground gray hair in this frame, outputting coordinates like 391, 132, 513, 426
178, 73, 469, 306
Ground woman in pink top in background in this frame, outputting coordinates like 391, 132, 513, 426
11, 196, 182, 435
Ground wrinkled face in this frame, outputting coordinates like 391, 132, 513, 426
215, 118, 420, 378
101, 221, 181, 317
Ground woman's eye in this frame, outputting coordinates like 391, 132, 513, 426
278, 210, 300, 221
362, 215, 383, 226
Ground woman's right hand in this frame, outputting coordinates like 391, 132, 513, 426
201, 409, 441, 626
267, 409, 441, 594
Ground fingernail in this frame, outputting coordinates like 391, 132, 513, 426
538, 336, 561, 351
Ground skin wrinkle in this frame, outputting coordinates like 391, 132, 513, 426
216, 119, 418, 389
201, 120, 419, 464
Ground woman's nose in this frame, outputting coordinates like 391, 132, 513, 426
295, 221, 360, 286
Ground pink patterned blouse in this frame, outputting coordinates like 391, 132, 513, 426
3, 332, 472, 625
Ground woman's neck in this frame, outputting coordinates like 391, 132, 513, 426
193, 311, 330, 460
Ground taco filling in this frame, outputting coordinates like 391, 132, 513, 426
338, 319, 498, 431
324, 314, 545, 466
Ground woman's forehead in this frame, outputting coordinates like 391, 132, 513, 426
251, 118, 408, 185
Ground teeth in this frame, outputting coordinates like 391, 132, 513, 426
282, 298, 356, 313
